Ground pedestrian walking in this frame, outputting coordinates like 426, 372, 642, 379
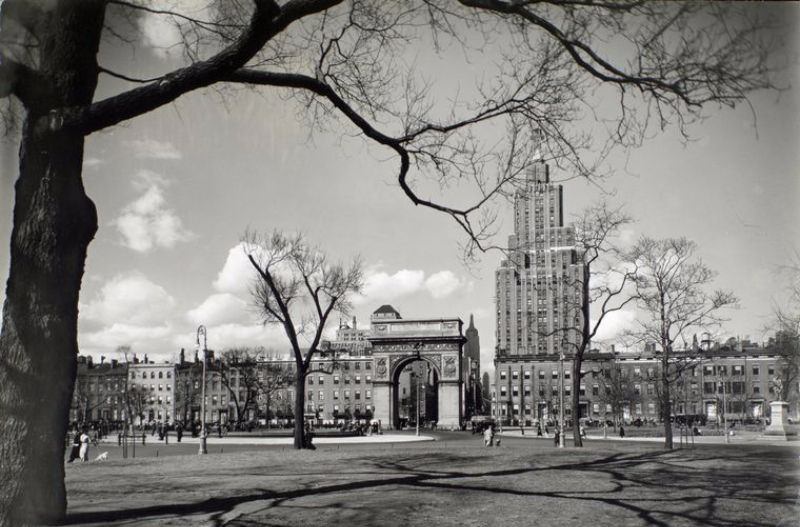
176, 422, 183, 443
537, 423, 542, 437
79, 429, 90, 462
580, 424, 586, 439
67, 432, 81, 463
483, 425, 494, 447
619, 425, 625, 438
553, 427, 560, 447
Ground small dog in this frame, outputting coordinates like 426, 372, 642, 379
94, 452, 108, 462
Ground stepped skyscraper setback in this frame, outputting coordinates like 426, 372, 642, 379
495, 161, 582, 359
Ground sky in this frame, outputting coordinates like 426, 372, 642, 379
0, 3, 798, 374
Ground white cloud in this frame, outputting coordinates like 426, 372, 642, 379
138, 10, 182, 59
81, 273, 176, 326
425, 270, 462, 299
354, 269, 425, 305
83, 157, 104, 168
113, 171, 192, 252
592, 309, 637, 342
81, 323, 173, 350
187, 293, 252, 326
172, 323, 289, 352
352, 266, 467, 305
213, 243, 260, 295
125, 139, 182, 160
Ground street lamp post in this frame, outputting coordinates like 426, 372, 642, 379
197, 325, 208, 455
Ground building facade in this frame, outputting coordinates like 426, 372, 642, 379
70, 356, 128, 423
127, 359, 176, 424
490, 343, 799, 426
495, 161, 581, 359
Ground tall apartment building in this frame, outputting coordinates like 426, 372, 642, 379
495, 161, 581, 359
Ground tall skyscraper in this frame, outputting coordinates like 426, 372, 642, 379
495, 161, 581, 359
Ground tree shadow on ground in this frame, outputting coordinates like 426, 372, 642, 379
63, 445, 798, 526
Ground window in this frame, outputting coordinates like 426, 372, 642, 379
308, 391, 314, 400
552, 370, 558, 379
365, 362, 371, 370
647, 403, 655, 414
150, 384, 155, 392
538, 371, 545, 380
345, 376, 351, 384
158, 384, 163, 391
167, 371, 172, 379
159, 371, 163, 379
366, 390, 371, 399
355, 390, 361, 400
524, 385, 531, 397
703, 366, 714, 376
333, 390, 339, 400
592, 384, 599, 396
500, 386, 507, 397
753, 382, 760, 394
500, 371, 507, 380
334, 375, 340, 384
366, 375, 372, 383
512, 386, 519, 396
308, 377, 314, 385
318, 376, 324, 385
150, 372, 155, 379
752, 366, 760, 376
319, 391, 324, 401
344, 390, 350, 399
512, 371, 519, 380
355, 362, 361, 370
524, 370, 531, 380
579, 385, 585, 396
768, 365, 775, 375
356, 375, 361, 384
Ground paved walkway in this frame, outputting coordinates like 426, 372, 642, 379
101, 433, 435, 446
498, 429, 800, 447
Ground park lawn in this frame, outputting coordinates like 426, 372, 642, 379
64, 439, 799, 527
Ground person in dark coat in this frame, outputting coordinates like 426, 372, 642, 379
67, 432, 81, 463
619, 425, 625, 438
176, 422, 183, 442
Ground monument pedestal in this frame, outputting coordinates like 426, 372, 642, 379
763, 401, 798, 440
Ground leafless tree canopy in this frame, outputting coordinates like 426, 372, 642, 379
627, 236, 737, 448
243, 229, 362, 448
0, 0, 781, 257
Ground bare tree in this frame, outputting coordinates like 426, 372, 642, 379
175, 364, 202, 423
0, 1, 782, 523
244, 230, 362, 448
564, 202, 637, 446
628, 237, 737, 449
597, 362, 639, 427
766, 254, 800, 404
256, 356, 295, 428
217, 348, 264, 425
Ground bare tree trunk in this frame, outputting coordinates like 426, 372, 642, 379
0, 126, 98, 525
0, 4, 104, 524
294, 369, 306, 449
661, 357, 673, 450
571, 357, 583, 447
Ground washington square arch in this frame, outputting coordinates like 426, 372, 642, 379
367, 305, 467, 430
